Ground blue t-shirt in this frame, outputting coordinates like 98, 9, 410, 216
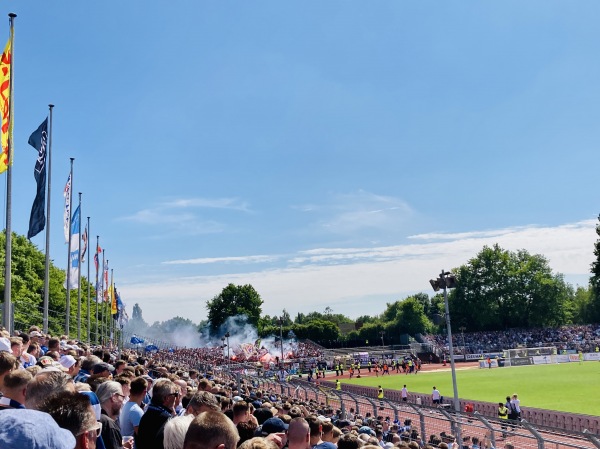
313, 443, 337, 449
120, 402, 144, 437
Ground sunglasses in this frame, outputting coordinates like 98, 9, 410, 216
79, 421, 102, 438
169, 392, 181, 397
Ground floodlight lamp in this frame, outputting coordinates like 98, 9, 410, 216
445, 275, 457, 289
429, 279, 440, 292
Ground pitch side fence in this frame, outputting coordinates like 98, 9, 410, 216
216, 368, 600, 449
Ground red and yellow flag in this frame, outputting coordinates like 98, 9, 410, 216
110, 270, 117, 315
111, 284, 118, 315
0, 37, 12, 174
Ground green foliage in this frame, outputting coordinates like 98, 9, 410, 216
572, 286, 593, 324
0, 231, 106, 339
355, 315, 376, 327
395, 296, 433, 335
292, 319, 339, 341
589, 214, 600, 322
260, 318, 340, 342
206, 283, 263, 331
357, 320, 385, 343
450, 244, 575, 331
148, 316, 196, 334
380, 295, 433, 338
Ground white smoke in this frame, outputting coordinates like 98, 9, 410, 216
127, 315, 297, 361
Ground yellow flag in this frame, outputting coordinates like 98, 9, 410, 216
0, 37, 11, 174
111, 285, 118, 315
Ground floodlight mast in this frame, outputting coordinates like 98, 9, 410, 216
430, 270, 460, 416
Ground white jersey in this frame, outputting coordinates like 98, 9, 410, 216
432, 389, 441, 400
401, 387, 408, 398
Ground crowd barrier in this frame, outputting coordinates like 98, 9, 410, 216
217, 368, 600, 449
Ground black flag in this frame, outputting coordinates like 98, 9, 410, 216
27, 118, 48, 239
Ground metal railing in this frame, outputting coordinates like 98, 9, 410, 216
214, 367, 600, 449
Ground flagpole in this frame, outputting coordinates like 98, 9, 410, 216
76, 193, 82, 340
65, 158, 74, 336
110, 268, 114, 346
42, 104, 54, 334
2, 13, 16, 334
86, 216, 91, 344
102, 253, 107, 344
105, 260, 110, 346
95, 235, 99, 343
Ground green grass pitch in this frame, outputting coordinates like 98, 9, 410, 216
340, 362, 600, 416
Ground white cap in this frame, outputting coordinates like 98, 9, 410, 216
59, 355, 76, 369
0, 337, 10, 352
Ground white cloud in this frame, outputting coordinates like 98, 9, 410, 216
163, 255, 280, 265
121, 197, 251, 223
118, 196, 251, 236
124, 219, 596, 324
296, 190, 414, 235
165, 198, 251, 212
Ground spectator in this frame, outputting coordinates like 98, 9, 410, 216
238, 438, 279, 449
0, 408, 76, 449
337, 433, 365, 449
120, 376, 148, 441
186, 390, 220, 416
307, 415, 336, 449
59, 354, 81, 378
288, 417, 311, 449
25, 370, 75, 409
0, 351, 18, 393
92, 362, 114, 379
38, 391, 100, 449
237, 420, 259, 446
137, 379, 179, 449
0, 369, 31, 409
233, 400, 252, 425
321, 420, 334, 443
96, 381, 125, 449
75, 355, 102, 383
114, 360, 127, 376
183, 410, 240, 449
164, 414, 194, 449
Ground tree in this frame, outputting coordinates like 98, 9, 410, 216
355, 315, 376, 328
589, 214, 600, 322
450, 244, 574, 331
125, 303, 149, 336
206, 283, 263, 331
293, 319, 340, 341
281, 309, 292, 326
395, 296, 432, 335
161, 316, 196, 333
412, 292, 433, 318
0, 231, 105, 338
357, 320, 384, 344
572, 285, 593, 324
130, 304, 148, 327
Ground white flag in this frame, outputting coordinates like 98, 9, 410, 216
65, 205, 80, 290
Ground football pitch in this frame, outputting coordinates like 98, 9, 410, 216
340, 362, 600, 416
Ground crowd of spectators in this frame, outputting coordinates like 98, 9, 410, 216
424, 324, 600, 355
4, 324, 467, 449
139, 340, 325, 368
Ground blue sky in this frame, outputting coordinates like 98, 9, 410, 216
3, 2, 600, 325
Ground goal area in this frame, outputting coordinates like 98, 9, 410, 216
503, 346, 557, 367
